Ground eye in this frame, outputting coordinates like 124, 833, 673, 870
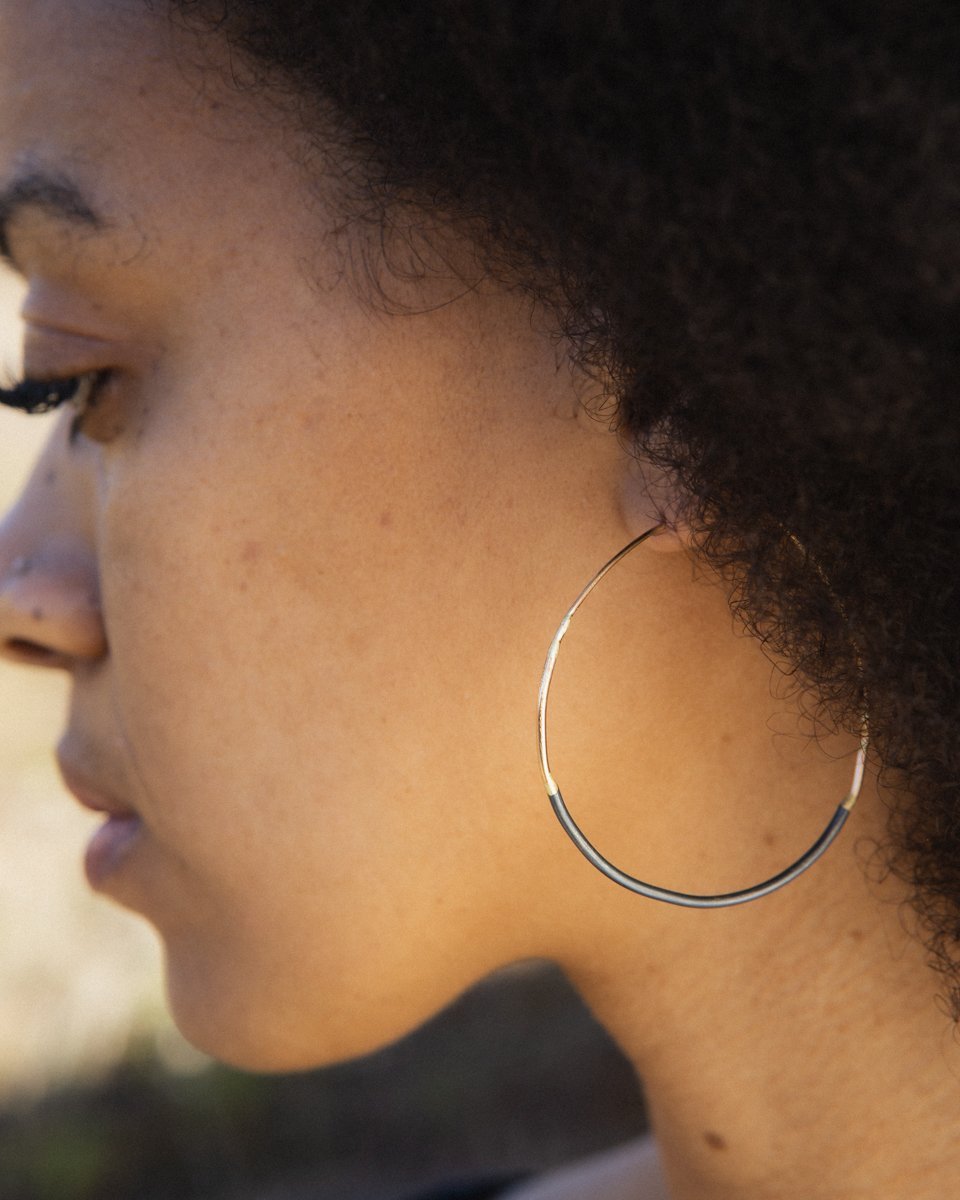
0, 370, 112, 440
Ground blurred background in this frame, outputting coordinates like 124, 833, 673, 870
0, 267, 645, 1199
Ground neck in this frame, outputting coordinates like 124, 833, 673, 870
563, 815, 960, 1199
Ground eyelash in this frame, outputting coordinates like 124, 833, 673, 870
0, 371, 111, 438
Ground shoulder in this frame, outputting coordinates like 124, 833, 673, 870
500, 1137, 668, 1200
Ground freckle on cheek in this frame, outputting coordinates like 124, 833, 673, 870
30, 607, 44, 621
704, 1131, 728, 1151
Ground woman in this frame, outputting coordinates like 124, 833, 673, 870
1, 2, 957, 1196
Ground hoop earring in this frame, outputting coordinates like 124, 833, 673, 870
536, 524, 869, 909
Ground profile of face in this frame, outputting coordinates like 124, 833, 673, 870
0, 0, 862, 1073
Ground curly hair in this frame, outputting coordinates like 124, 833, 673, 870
169, 0, 960, 1005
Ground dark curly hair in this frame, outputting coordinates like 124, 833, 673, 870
170, 0, 960, 1006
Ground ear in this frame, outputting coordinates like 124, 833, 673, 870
618, 453, 693, 554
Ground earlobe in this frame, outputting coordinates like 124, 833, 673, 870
618, 455, 691, 553
643, 521, 691, 554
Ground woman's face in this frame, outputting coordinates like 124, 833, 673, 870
0, 0, 639, 1067
0, 0, 864, 1071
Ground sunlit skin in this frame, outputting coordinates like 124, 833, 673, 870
2, 4, 960, 1198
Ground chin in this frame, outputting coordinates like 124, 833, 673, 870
164, 979, 403, 1074
160, 942, 462, 1074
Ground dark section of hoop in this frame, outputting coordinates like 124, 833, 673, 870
549, 791, 851, 909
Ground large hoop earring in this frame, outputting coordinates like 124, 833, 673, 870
537, 524, 870, 909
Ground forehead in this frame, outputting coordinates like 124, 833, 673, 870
0, 0, 322, 279
1, 0, 195, 154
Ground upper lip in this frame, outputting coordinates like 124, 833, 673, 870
56, 750, 137, 819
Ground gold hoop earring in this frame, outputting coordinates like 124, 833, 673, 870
536, 524, 869, 909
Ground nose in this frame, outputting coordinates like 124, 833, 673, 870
0, 433, 106, 669
0, 544, 106, 666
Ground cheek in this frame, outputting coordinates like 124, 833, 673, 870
84, 280, 613, 1068
94, 436, 546, 1067
99, 360, 542, 832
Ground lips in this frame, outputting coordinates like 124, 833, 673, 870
56, 748, 144, 890
82, 813, 144, 890
56, 754, 137, 819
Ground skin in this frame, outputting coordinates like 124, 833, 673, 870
1, 3, 959, 1198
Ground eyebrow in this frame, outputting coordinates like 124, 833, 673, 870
0, 170, 105, 272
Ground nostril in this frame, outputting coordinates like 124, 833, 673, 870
3, 637, 69, 666
0, 545, 107, 664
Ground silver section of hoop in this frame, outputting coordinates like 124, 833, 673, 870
536, 522, 870, 908
537, 525, 664, 799
844, 729, 868, 811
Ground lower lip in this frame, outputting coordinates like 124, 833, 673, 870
84, 814, 144, 890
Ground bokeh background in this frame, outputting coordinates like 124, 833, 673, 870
0, 267, 645, 1199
